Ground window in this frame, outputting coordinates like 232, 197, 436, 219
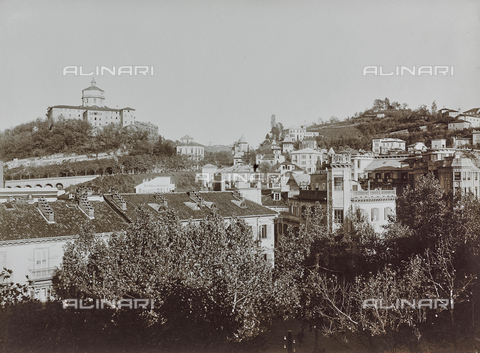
371, 208, 379, 221
259, 225, 268, 239
454, 172, 461, 181
273, 193, 280, 201
334, 177, 343, 190
376, 173, 381, 179
385, 173, 391, 179
384, 207, 392, 220
34, 249, 48, 270
334, 209, 344, 223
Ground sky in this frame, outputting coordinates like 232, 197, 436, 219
0, 0, 479, 148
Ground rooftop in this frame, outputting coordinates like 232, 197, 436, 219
0, 200, 128, 241
103, 191, 277, 222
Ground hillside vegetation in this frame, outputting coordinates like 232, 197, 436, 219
0, 116, 175, 162
264, 98, 472, 151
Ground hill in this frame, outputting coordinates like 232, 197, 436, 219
0, 117, 175, 162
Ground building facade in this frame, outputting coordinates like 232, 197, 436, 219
290, 148, 323, 173
372, 138, 406, 155
47, 79, 137, 128
176, 135, 205, 161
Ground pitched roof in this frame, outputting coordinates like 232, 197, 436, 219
290, 148, 321, 155
364, 158, 408, 172
261, 192, 288, 207
463, 108, 480, 115
0, 200, 128, 241
49, 105, 134, 112
103, 192, 277, 222
176, 141, 205, 147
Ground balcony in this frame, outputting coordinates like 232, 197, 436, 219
30, 267, 57, 281
351, 189, 396, 200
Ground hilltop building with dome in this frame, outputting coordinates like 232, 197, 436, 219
46, 79, 136, 128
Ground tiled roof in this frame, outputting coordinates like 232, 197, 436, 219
176, 141, 205, 147
261, 192, 288, 207
463, 108, 480, 114
292, 173, 310, 185
0, 200, 128, 241
290, 148, 321, 155
49, 105, 133, 112
104, 192, 277, 222
364, 158, 408, 172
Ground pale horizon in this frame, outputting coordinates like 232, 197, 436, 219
1, 0, 479, 148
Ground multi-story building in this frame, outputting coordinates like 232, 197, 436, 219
176, 135, 205, 161
277, 152, 396, 238
364, 146, 480, 198
452, 136, 471, 148
0, 192, 128, 301
440, 108, 460, 118
290, 148, 324, 173
372, 138, 406, 155
448, 120, 471, 130
47, 79, 136, 128
0, 188, 278, 301
463, 108, 480, 116
103, 191, 277, 263
458, 114, 480, 128
301, 137, 318, 150
285, 125, 319, 141
286, 125, 305, 141
432, 139, 447, 149
282, 136, 295, 154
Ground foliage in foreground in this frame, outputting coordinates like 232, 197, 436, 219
52, 211, 272, 350
273, 174, 480, 352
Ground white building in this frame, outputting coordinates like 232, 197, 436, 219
448, 120, 471, 131
458, 114, 480, 128
286, 126, 305, 141
282, 136, 295, 153
47, 79, 136, 128
0, 190, 278, 301
372, 138, 406, 155
290, 148, 323, 173
134, 177, 176, 193
176, 135, 205, 161
285, 125, 319, 141
431, 139, 447, 149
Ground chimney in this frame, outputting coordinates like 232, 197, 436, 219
38, 197, 54, 223
79, 195, 95, 219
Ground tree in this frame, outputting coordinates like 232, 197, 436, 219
394, 173, 448, 257
384, 97, 390, 110
54, 212, 273, 349
431, 101, 438, 116
329, 116, 340, 124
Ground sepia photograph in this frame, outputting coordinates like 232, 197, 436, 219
0, 0, 479, 352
